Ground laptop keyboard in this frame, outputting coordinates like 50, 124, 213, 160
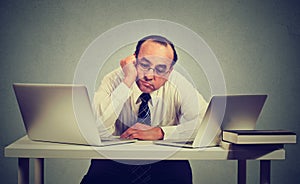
173, 141, 194, 145
101, 137, 128, 142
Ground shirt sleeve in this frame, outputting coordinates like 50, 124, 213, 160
161, 92, 208, 140
162, 71, 208, 140
161, 126, 177, 139
93, 69, 132, 135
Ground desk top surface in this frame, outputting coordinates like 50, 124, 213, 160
5, 136, 285, 160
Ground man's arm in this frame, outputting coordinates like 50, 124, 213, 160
160, 71, 208, 140
161, 93, 207, 140
94, 72, 131, 135
94, 55, 137, 135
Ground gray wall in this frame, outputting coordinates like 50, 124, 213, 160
1, 0, 299, 183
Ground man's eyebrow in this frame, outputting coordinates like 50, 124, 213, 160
140, 58, 168, 66
140, 57, 151, 63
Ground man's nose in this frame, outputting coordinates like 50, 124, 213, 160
144, 68, 155, 80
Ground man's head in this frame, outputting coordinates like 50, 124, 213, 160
134, 35, 178, 93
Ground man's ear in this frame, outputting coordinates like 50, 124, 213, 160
164, 66, 174, 79
169, 66, 174, 73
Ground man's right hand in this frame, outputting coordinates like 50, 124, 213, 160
120, 55, 137, 88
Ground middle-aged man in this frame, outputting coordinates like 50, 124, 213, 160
81, 35, 208, 184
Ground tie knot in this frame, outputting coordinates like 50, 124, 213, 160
140, 93, 151, 103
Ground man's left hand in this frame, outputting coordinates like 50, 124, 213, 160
120, 123, 164, 140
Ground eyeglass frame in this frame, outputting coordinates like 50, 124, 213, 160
136, 58, 173, 76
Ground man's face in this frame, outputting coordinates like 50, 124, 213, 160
136, 40, 174, 93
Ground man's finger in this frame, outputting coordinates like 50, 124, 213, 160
129, 132, 141, 139
120, 55, 136, 68
120, 128, 136, 139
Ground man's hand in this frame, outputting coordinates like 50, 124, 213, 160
120, 123, 164, 140
120, 55, 137, 88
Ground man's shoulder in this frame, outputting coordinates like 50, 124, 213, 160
168, 70, 195, 87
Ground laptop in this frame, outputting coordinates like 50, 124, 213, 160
13, 83, 136, 146
154, 95, 267, 148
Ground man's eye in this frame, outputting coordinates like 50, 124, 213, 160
140, 63, 150, 68
155, 66, 167, 73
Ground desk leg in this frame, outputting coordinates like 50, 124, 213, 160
238, 160, 247, 184
260, 160, 271, 184
34, 158, 44, 184
18, 158, 29, 184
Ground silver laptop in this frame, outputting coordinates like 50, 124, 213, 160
13, 83, 136, 146
154, 95, 267, 148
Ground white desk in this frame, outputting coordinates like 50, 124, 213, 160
5, 136, 285, 184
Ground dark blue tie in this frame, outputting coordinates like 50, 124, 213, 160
137, 93, 151, 125
132, 93, 152, 183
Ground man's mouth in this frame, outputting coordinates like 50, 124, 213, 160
139, 80, 154, 89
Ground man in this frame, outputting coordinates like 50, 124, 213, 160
81, 35, 207, 184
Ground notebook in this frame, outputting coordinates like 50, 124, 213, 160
153, 95, 267, 148
13, 83, 136, 146
222, 129, 296, 144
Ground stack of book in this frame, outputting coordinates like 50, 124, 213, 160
222, 130, 297, 144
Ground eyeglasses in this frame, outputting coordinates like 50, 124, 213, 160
137, 60, 172, 76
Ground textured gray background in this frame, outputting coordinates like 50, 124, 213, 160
1, 0, 299, 183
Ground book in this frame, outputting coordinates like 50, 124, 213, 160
220, 140, 284, 150
222, 130, 297, 144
